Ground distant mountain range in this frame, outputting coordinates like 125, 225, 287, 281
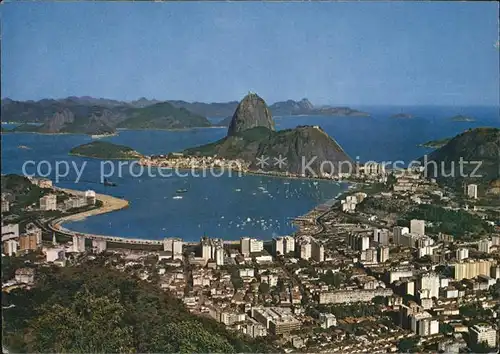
1, 97, 211, 134
1, 96, 369, 134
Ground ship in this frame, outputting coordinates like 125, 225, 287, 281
176, 189, 188, 193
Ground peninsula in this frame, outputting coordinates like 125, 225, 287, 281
418, 137, 451, 149
69, 141, 143, 160
450, 115, 476, 122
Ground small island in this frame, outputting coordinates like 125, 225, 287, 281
450, 115, 475, 122
69, 141, 143, 160
418, 137, 451, 149
390, 113, 414, 119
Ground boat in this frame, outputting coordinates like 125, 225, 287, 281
235, 188, 242, 192
103, 178, 117, 187
176, 189, 188, 193
173, 196, 183, 200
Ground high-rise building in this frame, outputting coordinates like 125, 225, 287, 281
163, 237, 183, 259
40, 194, 57, 211
273, 237, 285, 256
240, 237, 251, 256
85, 190, 96, 205
1, 223, 19, 238
4, 239, 18, 256
72, 235, 86, 253
410, 219, 425, 236
299, 239, 312, 260
241, 237, 263, 256
1, 199, 9, 213
361, 247, 378, 263
311, 239, 324, 262
418, 273, 440, 299
273, 236, 295, 257
348, 233, 370, 251
201, 237, 224, 265
378, 246, 390, 263
452, 260, 492, 280
215, 246, 225, 266
25, 224, 42, 246
467, 184, 478, 199
393, 226, 410, 245
456, 248, 469, 261
19, 234, 38, 251
478, 239, 492, 254
469, 324, 497, 348
92, 239, 107, 253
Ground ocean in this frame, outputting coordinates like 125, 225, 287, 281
1, 105, 498, 241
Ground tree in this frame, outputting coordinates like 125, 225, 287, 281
398, 338, 419, 352
258, 282, 270, 294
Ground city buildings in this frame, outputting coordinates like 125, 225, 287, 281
45, 247, 66, 263
272, 235, 295, 256
410, 219, 425, 236
318, 288, 393, 304
92, 239, 107, 253
1, 198, 9, 213
378, 245, 390, 263
469, 324, 497, 348
19, 234, 39, 251
451, 260, 493, 280
14, 268, 35, 284
456, 248, 469, 261
319, 313, 337, 329
478, 239, 492, 254
85, 190, 96, 205
40, 194, 57, 211
1, 223, 19, 238
240, 237, 263, 256
393, 226, 410, 245
409, 311, 439, 336
163, 237, 183, 259
467, 184, 478, 199
297, 236, 324, 262
251, 307, 301, 335
4, 239, 18, 256
201, 237, 224, 266
348, 233, 370, 251
72, 235, 86, 253
418, 273, 440, 299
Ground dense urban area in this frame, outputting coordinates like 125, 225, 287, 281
2, 162, 500, 353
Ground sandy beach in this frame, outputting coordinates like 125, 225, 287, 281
55, 188, 129, 223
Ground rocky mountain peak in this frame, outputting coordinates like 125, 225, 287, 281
227, 93, 275, 136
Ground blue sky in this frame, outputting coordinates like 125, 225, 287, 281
1, 2, 498, 106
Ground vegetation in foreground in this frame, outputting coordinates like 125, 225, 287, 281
2, 262, 275, 353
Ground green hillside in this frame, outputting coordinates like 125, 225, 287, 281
118, 102, 211, 129
70, 141, 142, 159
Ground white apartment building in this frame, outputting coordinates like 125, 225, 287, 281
410, 219, 425, 236
467, 184, 478, 199
470, 324, 497, 348
40, 194, 57, 211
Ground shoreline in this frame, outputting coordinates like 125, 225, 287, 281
68, 152, 143, 160
48, 179, 350, 248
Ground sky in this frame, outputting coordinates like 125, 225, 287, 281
1, 2, 499, 106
